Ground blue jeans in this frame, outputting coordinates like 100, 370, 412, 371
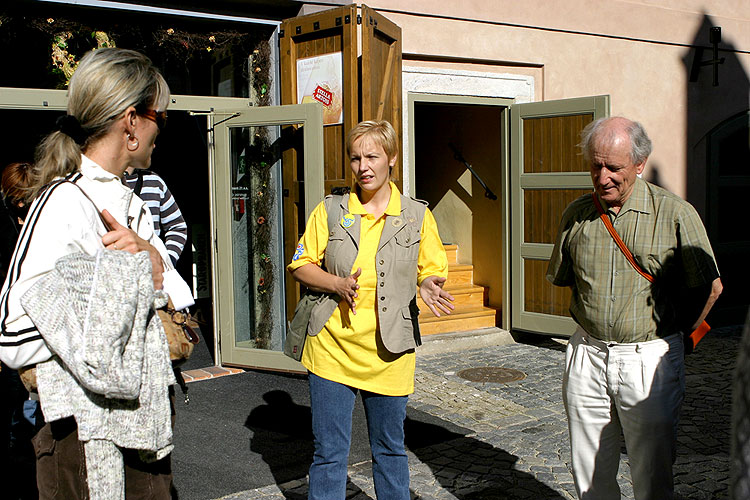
308, 372, 409, 500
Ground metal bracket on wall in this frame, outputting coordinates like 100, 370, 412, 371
188, 111, 242, 133
689, 26, 725, 87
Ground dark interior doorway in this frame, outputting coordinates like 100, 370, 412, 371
413, 101, 504, 322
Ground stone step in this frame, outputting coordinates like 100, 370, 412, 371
418, 306, 497, 336
417, 327, 516, 356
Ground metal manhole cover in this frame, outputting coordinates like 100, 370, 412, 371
457, 367, 526, 383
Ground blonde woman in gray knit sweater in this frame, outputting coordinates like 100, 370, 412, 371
0, 48, 177, 499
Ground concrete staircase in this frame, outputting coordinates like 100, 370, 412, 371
417, 244, 498, 335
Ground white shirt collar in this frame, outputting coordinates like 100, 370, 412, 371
79, 154, 123, 183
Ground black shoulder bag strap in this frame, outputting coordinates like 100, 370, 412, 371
133, 170, 144, 197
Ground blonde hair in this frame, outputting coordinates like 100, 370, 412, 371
346, 120, 398, 161
30, 48, 169, 201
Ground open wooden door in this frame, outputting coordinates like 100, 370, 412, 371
361, 4, 403, 189
509, 96, 609, 336
280, 4, 403, 314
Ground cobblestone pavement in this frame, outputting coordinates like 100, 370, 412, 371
218, 326, 740, 500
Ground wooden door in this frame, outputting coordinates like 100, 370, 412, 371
361, 4, 403, 189
510, 96, 609, 336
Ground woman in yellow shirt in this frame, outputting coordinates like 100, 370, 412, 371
288, 120, 453, 499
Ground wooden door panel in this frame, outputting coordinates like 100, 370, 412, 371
524, 259, 572, 316
281, 4, 357, 192
524, 188, 590, 244
523, 115, 592, 173
510, 96, 609, 335
362, 4, 403, 189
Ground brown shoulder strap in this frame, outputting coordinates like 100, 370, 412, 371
591, 193, 711, 348
591, 192, 654, 283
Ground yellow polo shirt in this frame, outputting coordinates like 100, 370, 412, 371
287, 183, 447, 396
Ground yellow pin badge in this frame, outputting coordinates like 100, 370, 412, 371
341, 214, 355, 228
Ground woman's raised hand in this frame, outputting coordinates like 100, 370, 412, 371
419, 276, 455, 318
100, 209, 164, 290
335, 267, 361, 315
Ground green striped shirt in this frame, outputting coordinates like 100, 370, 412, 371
546, 177, 720, 343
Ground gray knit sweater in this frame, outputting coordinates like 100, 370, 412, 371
21, 250, 175, 500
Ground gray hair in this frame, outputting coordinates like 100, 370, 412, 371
29, 48, 169, 201
580, 117, 652, 165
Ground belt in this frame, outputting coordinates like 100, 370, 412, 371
577, 326, 680, 351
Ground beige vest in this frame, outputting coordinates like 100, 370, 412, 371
306, 193, 427, 354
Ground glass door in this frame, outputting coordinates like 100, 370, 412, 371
212, 103, 323, 371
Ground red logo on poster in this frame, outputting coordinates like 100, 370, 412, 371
312, 85, 333, 107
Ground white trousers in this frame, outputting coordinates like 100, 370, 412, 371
563, 327, 685, 500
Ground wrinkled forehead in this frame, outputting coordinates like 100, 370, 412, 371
591, 129, 631, 156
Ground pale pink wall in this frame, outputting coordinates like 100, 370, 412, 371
350, 0, 750, 202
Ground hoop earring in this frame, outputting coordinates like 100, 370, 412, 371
127, 134, 139, 152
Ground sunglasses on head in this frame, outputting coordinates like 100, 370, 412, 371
139, 109, 167, 131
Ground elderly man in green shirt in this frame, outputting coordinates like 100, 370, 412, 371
547, 116, 723, 500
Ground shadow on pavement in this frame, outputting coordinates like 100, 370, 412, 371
244, 389, 372, 500
241, 393, 563, 499
245, 390, 313, 486
511, 331, 567, 353
404, 417, 565, 499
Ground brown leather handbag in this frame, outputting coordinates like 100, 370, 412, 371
159, 298, 200, 362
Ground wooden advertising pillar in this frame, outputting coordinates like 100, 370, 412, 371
280, 4, 403, 315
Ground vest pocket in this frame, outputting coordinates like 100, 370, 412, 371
324, 235, 346, 269
394, 231, 420, 261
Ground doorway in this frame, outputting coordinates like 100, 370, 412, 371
413, 101, 506, 319
409, 94, 512, 328
409, 93, 609, 337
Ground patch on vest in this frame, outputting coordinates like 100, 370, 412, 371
341, 214, 355, 228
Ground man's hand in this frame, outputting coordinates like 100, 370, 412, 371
100, 209, 164, 290
419, 276, 455, 318
689, 277, 723, 331
334, 268, 361, 315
